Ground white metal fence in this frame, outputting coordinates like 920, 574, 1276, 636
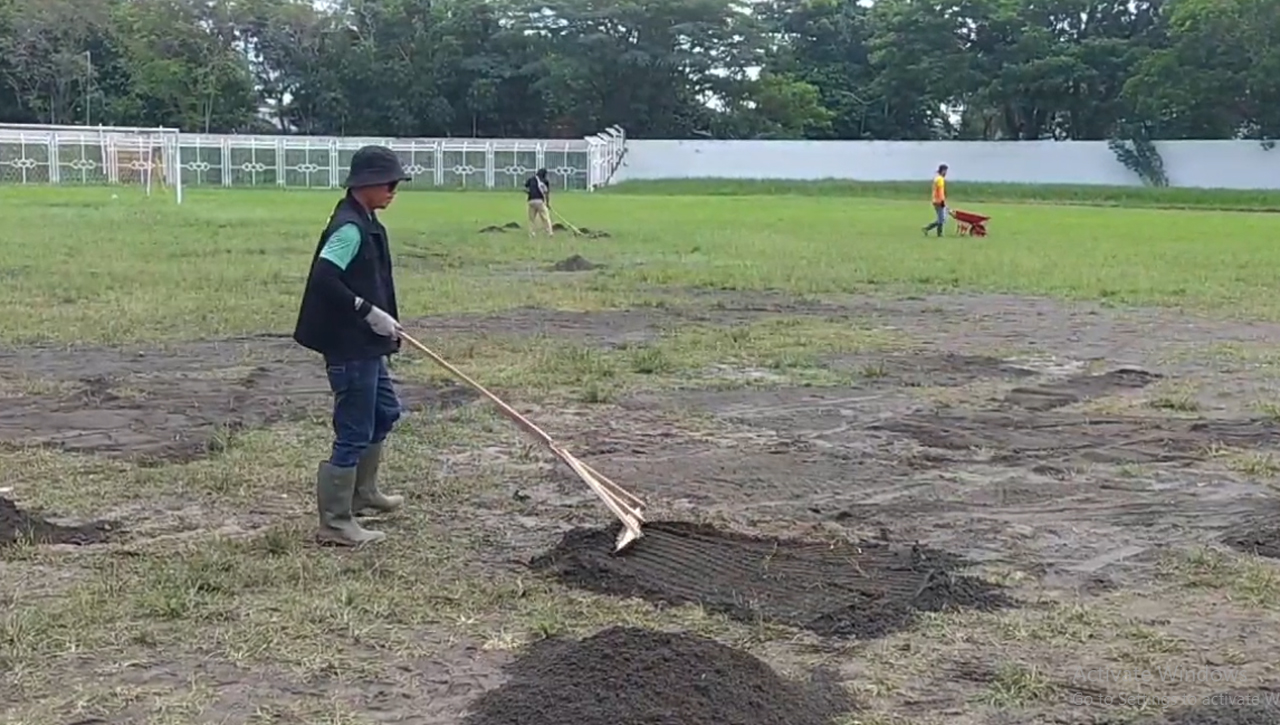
0, 124, 627, 202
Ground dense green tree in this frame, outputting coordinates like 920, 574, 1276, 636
0, 0, 1273, 142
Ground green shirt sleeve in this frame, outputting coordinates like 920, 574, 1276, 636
318, 223, 361, 270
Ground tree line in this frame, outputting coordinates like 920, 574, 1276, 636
0, 0, 1275, 146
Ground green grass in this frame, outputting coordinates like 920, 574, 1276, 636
2, 182, 1280, 345
606, 178, 1280, 211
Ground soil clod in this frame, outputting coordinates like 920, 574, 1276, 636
0, 497, 113, 546
461, 626, 857, 725
530, 520, 1014, 638
576, 226, 611, 238
550, 254, 599, 272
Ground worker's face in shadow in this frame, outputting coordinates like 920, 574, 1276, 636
356, 181, 399, 210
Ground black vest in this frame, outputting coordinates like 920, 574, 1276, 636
292, 194, 400, 360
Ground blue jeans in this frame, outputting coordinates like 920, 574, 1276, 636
935, 203, 946, 227
324, 355, 402, 468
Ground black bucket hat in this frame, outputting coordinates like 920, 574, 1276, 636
343, 145, 411, 189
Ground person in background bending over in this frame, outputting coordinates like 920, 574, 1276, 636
525, 168, 554, 237
922, 164, 948, 237
292, 145, 411, 547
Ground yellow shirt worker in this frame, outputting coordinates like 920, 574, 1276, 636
922, 163, 948, 237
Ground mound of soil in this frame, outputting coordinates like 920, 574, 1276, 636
550, 254, 599, 272
1222, 524, 1280, 559
551, 222, 611, 238
0, 497, 112, 546
530, 521, 1013, 639
462, 626, 856, 725
1003, 367, 1162, 411
478, 222, 524, 233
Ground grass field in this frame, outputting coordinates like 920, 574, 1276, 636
3, 180, 1280, 725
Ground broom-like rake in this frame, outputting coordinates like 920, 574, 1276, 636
399, 332, 645, 553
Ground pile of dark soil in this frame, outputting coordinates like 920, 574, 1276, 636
550, 254, 600, 272
462, 626, 856, 725
1222, 523, 1280, 559
0, 497, 112, 546
478, 222, 523, 233
530, 521, 1014, 639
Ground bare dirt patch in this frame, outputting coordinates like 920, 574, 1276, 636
531, 520, 1013, 638
0, 496, 112, 546
0, 338, 477, 463
462, 626, 856, 725
829, 351, 1037, 387
875, 412, 1280, 467
1003, 367, 1163, 410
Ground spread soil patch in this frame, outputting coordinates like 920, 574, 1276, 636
1003, 367, 1162, 411
461, 626, 856, 725
550, 254, 599, 272
0, 340, 478, 463
530, 521, 1013, 639
876, 413, 1280, 467
0, 497, 112, 546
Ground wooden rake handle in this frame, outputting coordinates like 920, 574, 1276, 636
398, 332, 644, 516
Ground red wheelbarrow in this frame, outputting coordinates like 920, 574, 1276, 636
950, 209, 990, 237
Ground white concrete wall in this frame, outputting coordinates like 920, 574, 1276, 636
612, 139, 1279, 189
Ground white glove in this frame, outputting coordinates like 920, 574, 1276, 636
364, 304, 402, 338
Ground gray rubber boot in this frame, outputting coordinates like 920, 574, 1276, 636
352, 442, 404, 516
315, 462, 386, 546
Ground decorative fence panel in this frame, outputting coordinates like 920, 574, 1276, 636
0, 124, 626, 202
